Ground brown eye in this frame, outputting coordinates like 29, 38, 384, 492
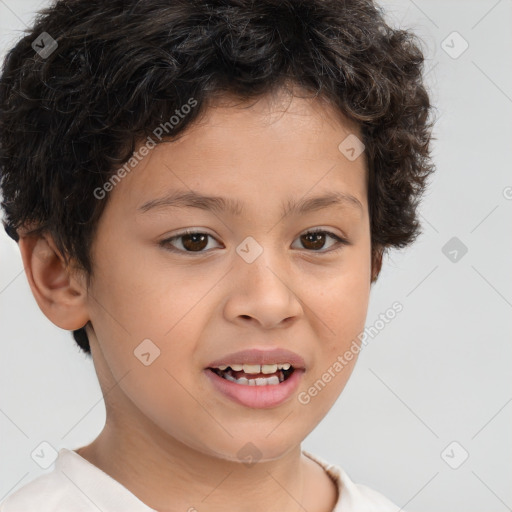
300, 231, 328, 250
160, 229, 348, 256
294, 230, 348, 253
180, 233, 209, 251
160, 231, 220, 253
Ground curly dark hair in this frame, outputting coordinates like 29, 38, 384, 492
0, 0, 435, 355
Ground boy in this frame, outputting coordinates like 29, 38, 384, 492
0, 0, 434, 510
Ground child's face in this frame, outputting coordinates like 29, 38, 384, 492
82, 91, 374, 462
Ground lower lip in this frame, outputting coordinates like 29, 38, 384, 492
204, 368, 304, 409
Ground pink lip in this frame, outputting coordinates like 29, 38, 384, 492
206, 348, 306, 369
204, 367, 305, 409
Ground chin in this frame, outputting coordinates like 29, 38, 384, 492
196, 431, 303, 465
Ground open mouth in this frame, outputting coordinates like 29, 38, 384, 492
207, 363, 295, 386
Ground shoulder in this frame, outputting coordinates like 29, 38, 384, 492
1, 449, 120, 511
1, 448, 155, 512
0, 461, 89, 512
302, 450, 405, 512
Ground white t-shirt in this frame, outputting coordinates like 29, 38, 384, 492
0, 448, 404, 511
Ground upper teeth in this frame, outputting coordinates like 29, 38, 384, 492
215, 363, 291, 373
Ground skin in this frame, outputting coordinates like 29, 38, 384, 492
19, 88, 382, 512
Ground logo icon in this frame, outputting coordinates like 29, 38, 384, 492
441, 32, 469, 59
134, 338, 161, 366
237, 442, 263, 467
442, 237, 468, 263
32, 32, 58, 59
338, 134, 365, 161
441, 441, 469, 469
31, 441, 58, 469
236, 236, 263, 264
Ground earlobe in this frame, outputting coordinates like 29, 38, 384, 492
371, 246, 384, 284
18, 233, 90, 330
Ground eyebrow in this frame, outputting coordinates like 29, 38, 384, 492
138, 189, 363, 218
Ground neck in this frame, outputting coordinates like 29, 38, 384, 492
76, 419, 335, 512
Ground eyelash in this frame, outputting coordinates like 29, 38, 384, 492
159, 229, 349, 256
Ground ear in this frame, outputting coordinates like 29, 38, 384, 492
18, 232, 90, 331
370, 245, 384, 284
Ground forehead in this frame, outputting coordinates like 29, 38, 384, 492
112, 91, 368, 216
186, 90, 364, 153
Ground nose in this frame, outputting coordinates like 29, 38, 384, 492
223, 250, 303, 330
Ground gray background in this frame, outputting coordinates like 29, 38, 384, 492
1, 1, 511, 510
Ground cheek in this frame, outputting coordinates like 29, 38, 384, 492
85, 281, 217, 451
300, 249, 371, 408
311, 280, 369, 390
312, 254, 371, 346
89, 246, 204, 342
